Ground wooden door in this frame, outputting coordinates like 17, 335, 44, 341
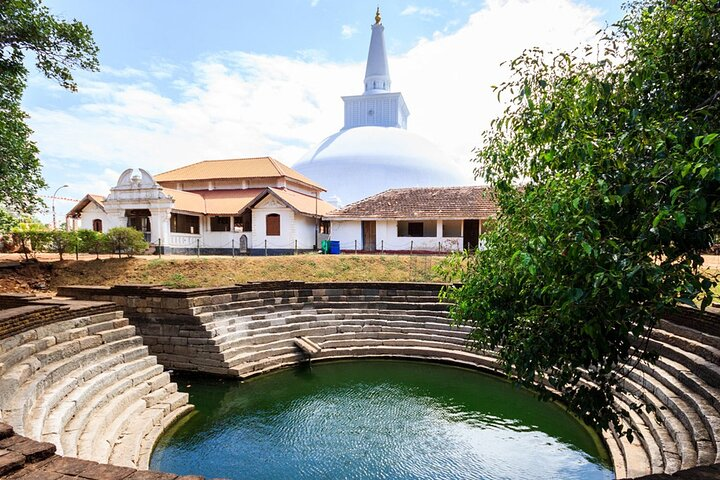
463, 219, 479, 250
362, 221, 376, 252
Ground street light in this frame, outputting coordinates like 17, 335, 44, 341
52, 184, 69, 230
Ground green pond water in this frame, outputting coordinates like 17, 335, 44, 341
150, 360, 614, 480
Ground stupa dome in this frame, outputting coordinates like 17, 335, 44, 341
293, 9, 470, 207
294, 126, 467, 206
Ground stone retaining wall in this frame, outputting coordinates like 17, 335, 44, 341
32, 282, 720, 479
0, 294, 118, 341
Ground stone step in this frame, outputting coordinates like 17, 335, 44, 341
25, 344, 150, 441
602, 429, 628, 480
78, 397, 148, 463
205, 305, 451, 333
1, 334, 144, 432
648, 337, 720, 389
657, 319, 720, 351
294, 337, 321, 355
635, 357, 720, 463
207, 308, 454, 336
611, 395, 660, 476
0, 316, 129, 380
652, 328, 720, 373
192, 293, 445, 315
110, 391, 191, 469
41, 354, 158, 454
621, 372, 699, 471
61, 363, 164, 457
231, 351, 308, 378
0, 310, 124, 357
136, 403, 194, 469
75, 373, 181, 464
215, 316, 461, 352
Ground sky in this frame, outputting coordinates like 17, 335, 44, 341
23, 0, 626, 223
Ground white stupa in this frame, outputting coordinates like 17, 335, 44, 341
293, 8, 468, 206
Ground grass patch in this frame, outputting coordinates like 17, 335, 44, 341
49, 254, 452, 291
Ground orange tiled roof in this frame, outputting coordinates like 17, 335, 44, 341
163, 188, 266, 215
269, 188, 336, 216
66, 194, 106, 218
154, 157, 325, 191
324, 186, 497, 219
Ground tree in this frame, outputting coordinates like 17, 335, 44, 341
11, 219, 50, 261
49, 229, 79, 260
440, 0, 720, 438
0, 0, 98, 213
77, 229, 105, 259
105, 227, 148, 258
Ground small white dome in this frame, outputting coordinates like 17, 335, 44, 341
294, 126, 470, 206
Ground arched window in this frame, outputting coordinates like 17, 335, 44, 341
266, 214, 280, 236
92, 219, 102, 232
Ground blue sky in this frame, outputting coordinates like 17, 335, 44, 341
24, 0, 625, 222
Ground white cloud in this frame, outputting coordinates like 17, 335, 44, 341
341, 24, 357, 39
401, 5, 441, 18
30, 0, 603, 210
310, 0, 319, 6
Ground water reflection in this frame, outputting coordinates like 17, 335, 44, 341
151, 360, 614, 480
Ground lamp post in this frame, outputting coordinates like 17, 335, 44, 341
52, 184, 69, 230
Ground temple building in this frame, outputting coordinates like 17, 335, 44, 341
293, 8, 469, 206
325, 186, 495, 253
66, 158, 335, 255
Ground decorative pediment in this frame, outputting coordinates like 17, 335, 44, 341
257, 196, 286, 209
106, 168, 173, 203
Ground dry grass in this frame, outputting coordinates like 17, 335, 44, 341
49, 254, 450, 290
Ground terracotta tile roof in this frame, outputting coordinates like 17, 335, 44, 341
324, 186, 497, 219
241, 188, 336, 217
154, 157, 325, 191
162, 188, 265, 215
66, 194, 106, 218
269, 188, 336, 216
88, 194, 105, 205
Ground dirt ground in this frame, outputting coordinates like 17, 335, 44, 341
0, 252, 447, 294
0, 252, 718, 296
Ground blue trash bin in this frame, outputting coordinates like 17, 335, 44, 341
329, 241, 341, 254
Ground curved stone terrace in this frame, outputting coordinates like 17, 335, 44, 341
1, 282, 720, 479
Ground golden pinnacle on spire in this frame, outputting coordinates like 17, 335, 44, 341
375, 6, 381, 24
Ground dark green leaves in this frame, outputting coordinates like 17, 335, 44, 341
0, 0, 98, 214
441, 0, 719, 438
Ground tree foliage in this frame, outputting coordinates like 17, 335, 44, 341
10, 219, 50, 261
77, 229, 104, 259
440, 0, 720, 437
104, 227, 149, 258
0, 0, 98, 213
49, 229, 79, 261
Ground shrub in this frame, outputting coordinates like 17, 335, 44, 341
77, 229, 106, 259
49, 230, 79, 261
11, 221, 51, 261
104, 227, 148, 257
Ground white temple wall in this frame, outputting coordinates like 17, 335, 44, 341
329, 219, 464, 252
252, 197, 295, 251
294, 215, 320, 250
66, 203, 111, 232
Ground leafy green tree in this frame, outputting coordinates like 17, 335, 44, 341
440, 0, 720, 438
11, 219, 50, 261
0, 0, 98, 213
49, 229, 79, 261
105, 227, 148, 258
77, 229, 105, 259
0, 208, 20, 234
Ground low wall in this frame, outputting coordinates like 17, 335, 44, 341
32, 282, 720, 480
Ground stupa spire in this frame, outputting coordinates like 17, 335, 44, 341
364, 7, 390, 95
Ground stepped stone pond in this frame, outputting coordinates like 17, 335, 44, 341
150, 360, 613, 480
